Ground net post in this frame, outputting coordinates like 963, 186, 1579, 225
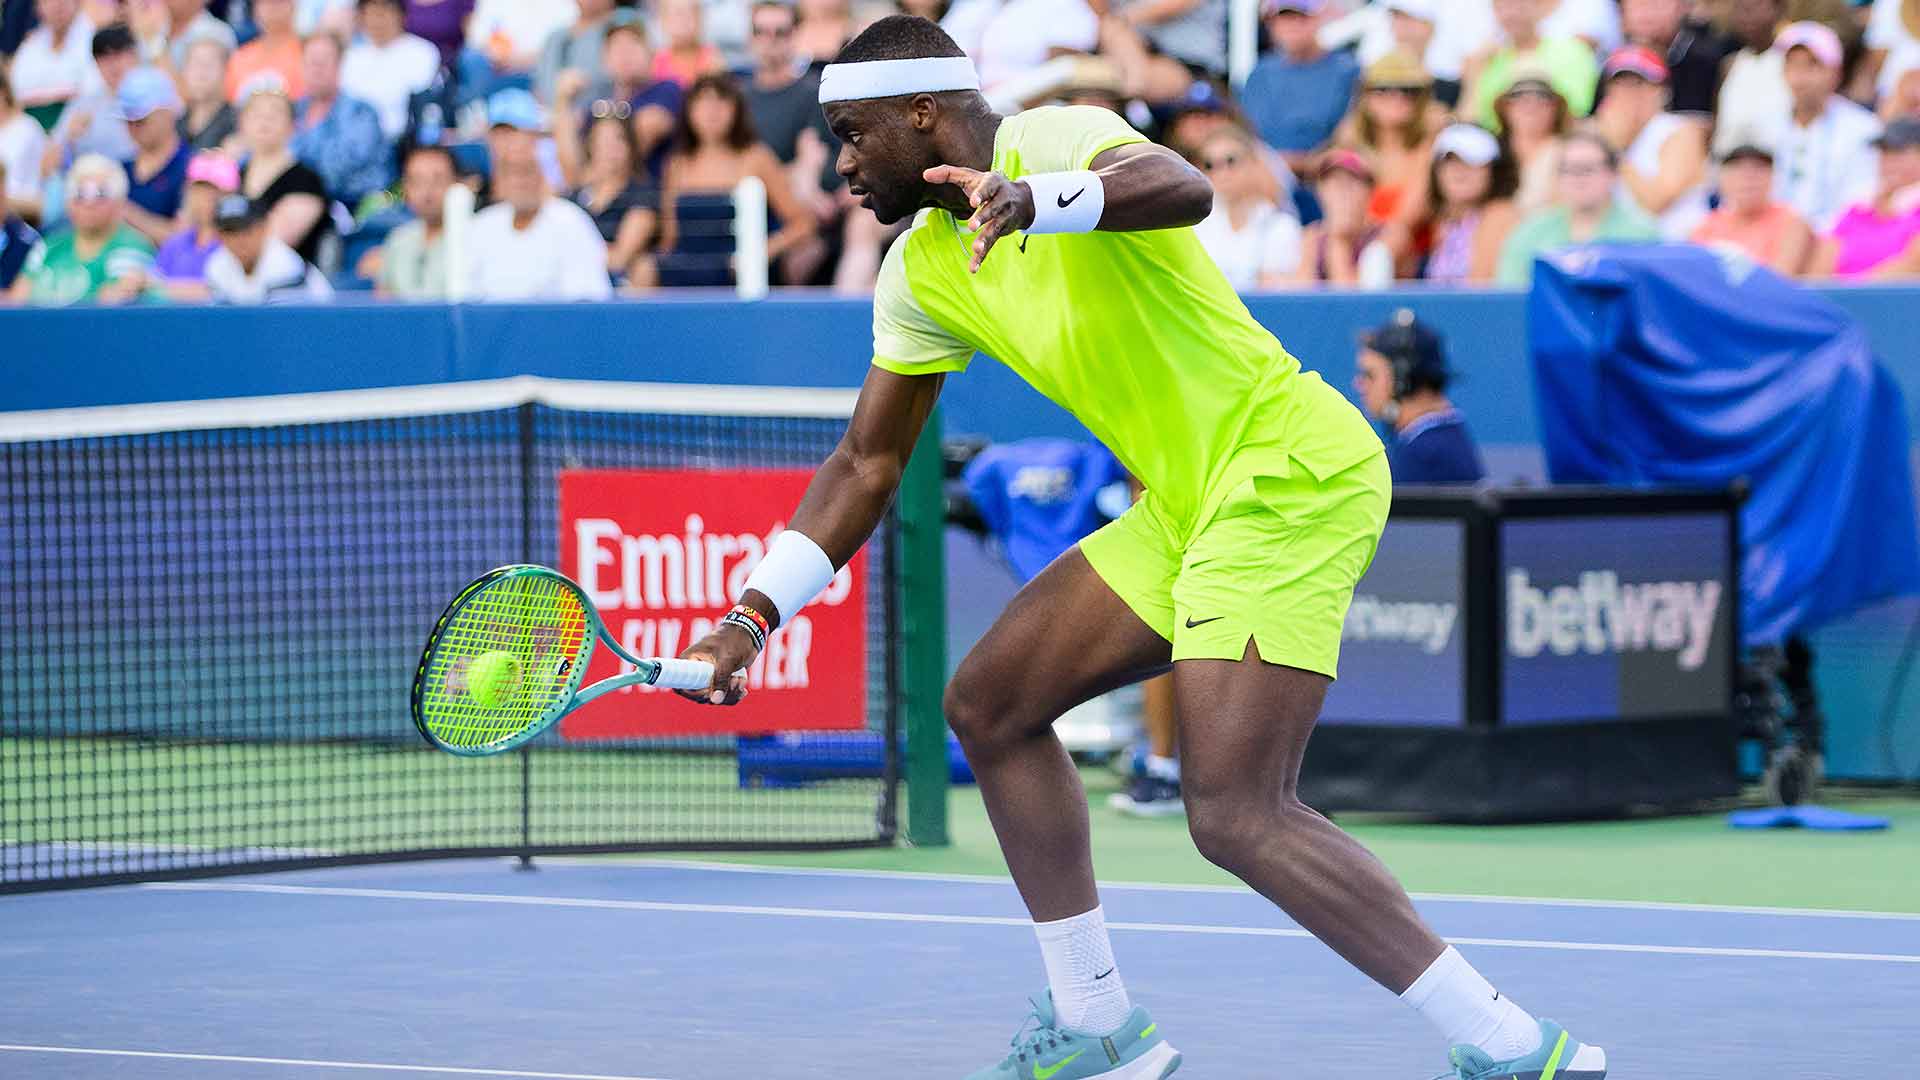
517, 401, 537, 871
899, 406, 950, 846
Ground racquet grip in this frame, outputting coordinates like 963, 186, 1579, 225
650, 658, 717, 691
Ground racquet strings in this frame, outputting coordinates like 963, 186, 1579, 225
418, 572, 591, 750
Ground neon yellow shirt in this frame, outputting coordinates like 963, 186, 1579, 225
872, 105, 1380, 536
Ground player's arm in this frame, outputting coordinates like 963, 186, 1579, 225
926, 143, 1213, 272
676, 366, 945, 704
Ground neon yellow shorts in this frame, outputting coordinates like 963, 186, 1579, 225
1080, 450, 1390, 678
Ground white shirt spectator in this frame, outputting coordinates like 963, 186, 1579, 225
1192, 197, 1301, 291
1, 112, 47, 206
1714, 47, 1791, 160
464, 196, 612, 300
468, 0, 581, 67
342, 31, 442, 140
1868, 0, 1920, 97
9, 13, 101, 104
976, 0, 1099, 91
1330, 2, 1451, 77
1625, 112, 1711, 239
1427, 0, 1620, 83
1774, 95, 1882, 230
941, 0, 1000, 62
296, 0, 356, 35
205, 238, 336, 303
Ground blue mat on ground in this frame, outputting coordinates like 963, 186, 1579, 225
737, 732, 976, 788
1728, 805, 1891, 831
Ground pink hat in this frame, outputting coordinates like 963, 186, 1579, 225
1774, 21, 1843, 70
1602, 45, 1669, 84
186, 152, 240, 192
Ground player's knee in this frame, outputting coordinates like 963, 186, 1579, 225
943, 677, 1015, 753
1185, 792, 1267, 873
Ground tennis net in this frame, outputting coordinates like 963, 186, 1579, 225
1, 378, 938, 893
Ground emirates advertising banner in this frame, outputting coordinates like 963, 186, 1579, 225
557, 469, 867, 739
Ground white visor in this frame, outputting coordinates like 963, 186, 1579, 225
1432, 123, 1500, 167
818, 56, 981, 104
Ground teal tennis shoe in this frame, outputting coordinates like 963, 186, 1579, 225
963, 991, 1180, 1080
1439, 1019, 1607, 1080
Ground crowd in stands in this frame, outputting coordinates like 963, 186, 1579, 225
5, 0, 1920, 305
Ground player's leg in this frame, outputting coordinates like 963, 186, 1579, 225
1167, 456, 1605, 1079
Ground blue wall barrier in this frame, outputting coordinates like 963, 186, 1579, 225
7, 286, 1920, 781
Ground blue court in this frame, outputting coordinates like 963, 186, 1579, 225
4, 859, 1917, 1078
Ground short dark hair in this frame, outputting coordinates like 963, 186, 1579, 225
1561, 130, 1619, 171
91, 23, 137, 59
357, 0, 405, 9
404, 144, 457, 174
833, 13, 965, 64
673, 73, 760, 154
751, 0, 797, 21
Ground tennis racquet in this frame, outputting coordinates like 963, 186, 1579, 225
411, 564, 716, 756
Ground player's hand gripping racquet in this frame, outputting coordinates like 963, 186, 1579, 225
411, 565, 718, 756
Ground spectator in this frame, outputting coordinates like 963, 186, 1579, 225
7, 152, 156, 303
43, 22, 139, 172
153, 149, 237, 292
465, 0, 576, 86
1810, 117, 1920, 276
340, 0, 440, 141
1419, 122, 1519, 284
406, 0, 475, 70
1464, 0, 1600, 131
652, 0, 722, 88
1496, 130, 1658, 285
793, 0, 850, 63
1715, 0, 1791, 159
568, 110, 657, 283
1494, 68, 1570, 212
975, 0, 1098, 94
176, 37, 235, 150
203, 190, 334, 299
1590, 45, 1708, 239
1772, 20, 1880, 230
226, 0, 306, 100
140, 0, 236, 71
739, 0, 836, 281
1352, 309, 1485, 484
1240, 0, 1360, 171
295, 0, 356, 37
369, 142, 454, 296
1690, 142, 1814, 275
117, 65, 191, 240
0, 75, 48, 220
1611, 0, 1737, 117
1332, 49, 1444, 228
9, 0, 97, 115
1289, 149, 1394, 286
1862, 0, 1920, 104
291, 31, 390, 207
479, 87, 552, 202
1190, 125, 1301, 290
464, 144, 611, 299
0, 168, 38, 287
236, 83, 330, 262
534, 0, 614, 105
1099, 0, 1224, 103
1884, 56, 1920, 120
1338, 0, 1452, 104
558, 15, 680, 183
657, 73, 814, 282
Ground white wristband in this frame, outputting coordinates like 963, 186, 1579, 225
742, 530, 836, 628
1021, 171, 1105, 234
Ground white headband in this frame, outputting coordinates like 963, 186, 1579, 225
818, 57, 981, 104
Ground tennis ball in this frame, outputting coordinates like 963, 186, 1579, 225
467, 651, 523, 709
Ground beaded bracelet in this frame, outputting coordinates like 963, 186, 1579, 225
721, 604, 770, 652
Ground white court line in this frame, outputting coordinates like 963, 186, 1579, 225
0, 1045, 671, 1080
143, 881, 1920, 966
544, 856, 1920, 923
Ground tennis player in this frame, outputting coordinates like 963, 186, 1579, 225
678, 16, 1607, 1080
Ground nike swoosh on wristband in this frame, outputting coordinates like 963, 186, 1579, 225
1032, 1050, 1083, 1079
1057, 189, 1086, 208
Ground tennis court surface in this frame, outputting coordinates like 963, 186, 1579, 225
5, 856, 1917, 1079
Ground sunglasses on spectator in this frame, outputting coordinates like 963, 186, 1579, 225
69, 182, 116, 202
591, 98, 633, 120
1367, 85, 1424, 97
751, 22, 793, 37
1558, 162, 1607, 177
1200, 153, 1242, 172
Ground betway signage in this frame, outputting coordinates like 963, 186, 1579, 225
1507, 570, 1723, 672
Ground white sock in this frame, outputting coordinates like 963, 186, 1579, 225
1144, 754, 1180, 782
1033, 905, 1132, 1035
1400, 946, 1543, 1060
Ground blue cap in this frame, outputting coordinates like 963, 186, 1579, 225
1172, 80, 1227, 115
115, 66, 183, 122
487, 88, 547, 133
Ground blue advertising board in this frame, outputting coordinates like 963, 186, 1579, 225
1322, 520, 1467, 728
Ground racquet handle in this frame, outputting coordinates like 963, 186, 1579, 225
649, 658, 718, 691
